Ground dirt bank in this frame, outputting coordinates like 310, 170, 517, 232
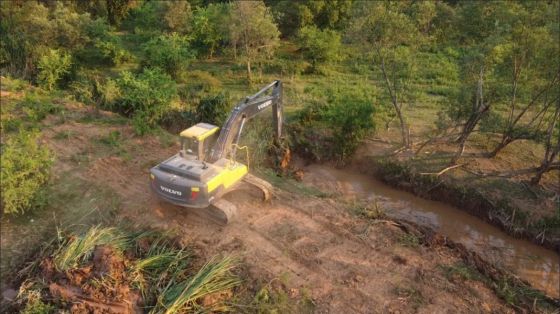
3, 101, 556, 312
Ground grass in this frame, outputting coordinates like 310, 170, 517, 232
94, 130, 131, 159
12, 225, 242, 313
53, 226, 128, 271
398, 233, 422, 248
392, 284, 425, 309
257, 168, 329, 198
98, 130, 122, 147
0, 174, 120, 281
53, 130, 75, 140
350, 200, 386, 220
235, 279, 315, 314
77, 113, 128, 125
495, 278, 548, 308
439, 262, 482, 282
155, 255, 241, 313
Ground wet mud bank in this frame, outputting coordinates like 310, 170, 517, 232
387, 219, 560, 307
359, 157, 559, 252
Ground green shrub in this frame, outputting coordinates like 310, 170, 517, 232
37, 49, 72, 90
189, 70, 222, 93
264, 58, 308, 78
116, 68, 177, 135
21, 91, 61, 123
70, 72, 120, 109
291, 89, 376, 163
196, 93, 231, 126
1, 130, 53, 215
142, 34, 195, 79
94, 38, 131, 66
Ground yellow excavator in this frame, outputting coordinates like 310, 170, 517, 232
150, 80, 283, 223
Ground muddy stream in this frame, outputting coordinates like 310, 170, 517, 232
303, 164, 560, 298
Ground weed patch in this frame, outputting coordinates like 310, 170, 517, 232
439, 262, 483, 282
392, 285, 425, 309
398, 233, 421, 248
351, 200, 386, 220
11, 226, 241, 313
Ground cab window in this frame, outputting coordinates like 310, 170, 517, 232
182, 137, 199, 157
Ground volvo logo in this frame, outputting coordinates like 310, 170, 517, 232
258, 100, 272, 110
160, 186, 182, 196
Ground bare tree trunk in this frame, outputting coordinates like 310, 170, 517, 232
451, 66, 488, 164
531, 102, 560, 185
378, 51, 410, 147
246, 59, 252, 84
487, 136, 512, 157
489, 70, 560, 158
451, 106, 489, 163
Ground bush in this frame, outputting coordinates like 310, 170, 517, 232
190, 70, 222, 93
70, 72, 120, 112
291, 89, 376, 163
94, 38, 131, 66
178, 71, 223, 102
21, 91, 61, 123
296, 26, 341, 70
1, 130, 53, 215
116, 68, 177, 135
196, 93, 231, 126
142, 34, 195, 79
264, 58, 308, 78
37, 49, 72, 90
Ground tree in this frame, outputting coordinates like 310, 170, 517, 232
347, 1, 421, 148
296, 26, 341, 71
192, 3, 230, 58
1, 130, 53, 215
0, 1, 92, 79
531, 102, 560, 185
106, 0, 132, 26
228, 1, 280, 84
267, 0, 353, 37
446, 2, 511, 164
484, 2, 560, 157
164, 1, 192, 33
142, 34, 196, 79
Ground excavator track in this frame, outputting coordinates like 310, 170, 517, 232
242, 173, 273, 201
205, 174, 273, 224
206, 198, 238, 225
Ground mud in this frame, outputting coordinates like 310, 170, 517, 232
37, 245, 142, 313
302, 164, 560, 298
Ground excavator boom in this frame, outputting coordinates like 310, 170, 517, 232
210, 80, 283, 162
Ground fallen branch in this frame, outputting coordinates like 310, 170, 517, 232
420, 164, 464, 177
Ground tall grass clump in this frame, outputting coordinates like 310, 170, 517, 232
53, 226, 128, 271
153, 255, 241, 313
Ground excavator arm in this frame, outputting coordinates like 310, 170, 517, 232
209, 80, 283, 163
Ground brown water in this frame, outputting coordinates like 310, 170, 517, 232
303, 164, 560, 298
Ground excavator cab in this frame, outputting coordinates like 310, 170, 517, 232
179, 123, 219, 161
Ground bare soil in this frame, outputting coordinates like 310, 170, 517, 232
32, 103, 521, 313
